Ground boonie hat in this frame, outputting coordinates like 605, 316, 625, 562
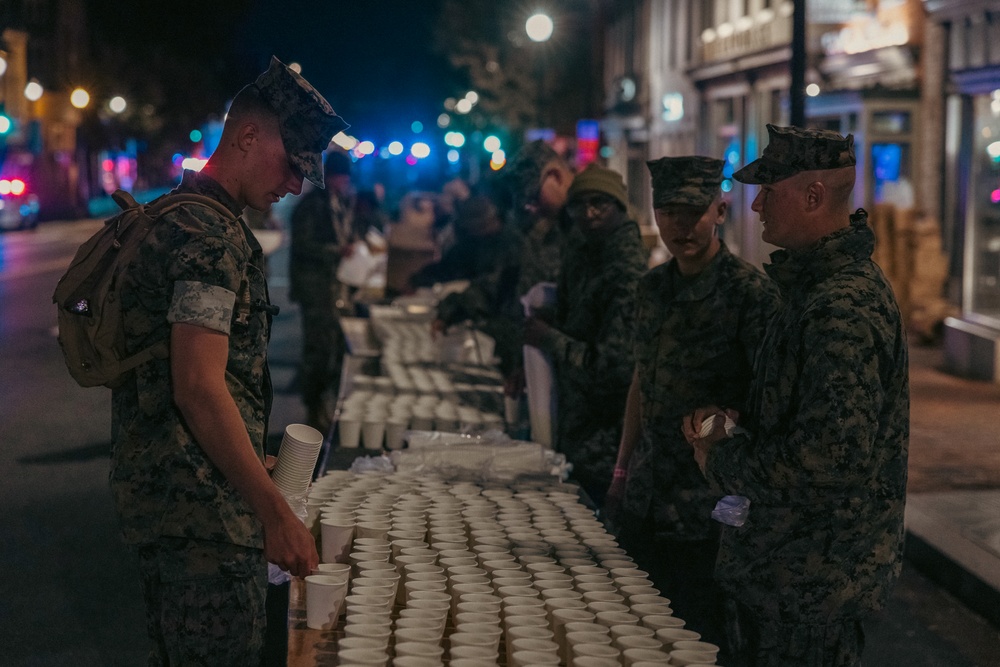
567, 163, 628, 210
647, 156, 724, 209
507, 140, 560, 209
251, 56, 349, 188
734, 124, 855, 185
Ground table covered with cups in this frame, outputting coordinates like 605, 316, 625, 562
286, 468, 721, 667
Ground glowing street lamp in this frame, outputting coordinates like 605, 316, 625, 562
70, 87, 90, 109
525, 12, 554, 42
109, 96, 127, 114
24, 80, 44, 102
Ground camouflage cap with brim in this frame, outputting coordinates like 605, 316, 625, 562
734, 124, 855, 185
647, 156, 724, 209
507, 140, 559, 208
252, 56, 349, 188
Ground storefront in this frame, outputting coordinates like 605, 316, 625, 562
926, 1, 1000, 381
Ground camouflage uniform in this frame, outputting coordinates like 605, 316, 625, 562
111, 58, 347, 665
113, 169, 271, 663
617, 156, 780, 650
539, 220, 647, 503
705, 126, 909, 666
289, 185, 355, 420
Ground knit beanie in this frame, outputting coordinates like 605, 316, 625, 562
567, 163, 628, 210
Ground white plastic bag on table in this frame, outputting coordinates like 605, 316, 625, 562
521, 282, 558, 448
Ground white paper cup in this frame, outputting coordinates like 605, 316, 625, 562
320, 518, 354, 564
385, 418, 409, 450
640, 614, 684, 631
448, 644, 498, 662
569, 642, 621, 667
305, 575, 348, 630
616, 635, 663, 653
338, 417, 363, 449
622, 647, 671, 666
668, 648, 718, 666
336, 647, 390, 666
394, 642, 446, 661
670, 640, 720, 660
653, 627, 701, 647
342, 623, 392, 643
361, 419, 385, 450
391, 657, 443, 667
312, 561, 351, 578
573, 658, 622, 667
510, 648, 561, 667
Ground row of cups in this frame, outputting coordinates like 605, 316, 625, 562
300, 469, 721, 666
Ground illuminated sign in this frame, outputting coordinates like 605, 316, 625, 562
661, 94, 684, 122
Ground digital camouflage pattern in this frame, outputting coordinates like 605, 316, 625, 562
705, 217, 909, 625
137, 538, 267, 666
621, 243, 780, 540
251, 56, 349, 188
507, 139, 560, 210
734, 124, 856, 185
111, 169, 272, 549
539, 221, 647, 501
647, 156, 725, 209
289, 186, 355, 413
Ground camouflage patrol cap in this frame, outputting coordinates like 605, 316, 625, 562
507, 140, 560, 209
734, 124, 855, 184
647, 156, 724, 209
252, 56, 349, 188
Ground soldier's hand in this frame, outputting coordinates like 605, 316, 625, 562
262, 511, 319, 578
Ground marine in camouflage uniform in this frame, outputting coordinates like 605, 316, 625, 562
289, 150, 356, 433
692, 125, 909, 667
112, 57, 346, 665
525, 164, 647, 506
609, 156, 780, 649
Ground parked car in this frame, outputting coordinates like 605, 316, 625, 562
0, 177, 40, 230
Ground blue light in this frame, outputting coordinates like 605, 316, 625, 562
447, 149, 460, 163
411, 121, 424, 133
721, 179, 733, 193
189, 129, 202, 142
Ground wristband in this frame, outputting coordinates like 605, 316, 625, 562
613, 466, 628, 480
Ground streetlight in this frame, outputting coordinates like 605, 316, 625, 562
24, 79, 44, 102
525, 12, 554, 128
109, 96, 127, 114
525, 12, 554, 43
70, 87, 90, 109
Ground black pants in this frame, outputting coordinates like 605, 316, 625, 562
261, 581, 290, 667
618, 514, 728, 653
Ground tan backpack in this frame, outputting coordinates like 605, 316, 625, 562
52, 189, 236, 388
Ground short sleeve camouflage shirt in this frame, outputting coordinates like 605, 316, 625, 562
111, 170, 272, 549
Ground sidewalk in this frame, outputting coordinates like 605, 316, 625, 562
904, 344, 1000, 628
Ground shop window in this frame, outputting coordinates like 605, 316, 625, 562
968, 90, 1000, 320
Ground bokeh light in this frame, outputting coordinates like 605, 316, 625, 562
388, 141, 404, 156
70, 87, 90, 109
525, 13, 554, 42
109, 96, 127, 113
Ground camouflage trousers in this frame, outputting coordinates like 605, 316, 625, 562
136, 537, 267, 667
724, 597, 864, 667
299, 297, 346, 412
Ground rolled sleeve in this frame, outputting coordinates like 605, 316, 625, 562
168, 280, 236, 334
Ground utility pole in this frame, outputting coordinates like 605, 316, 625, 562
790, 0, 806, 127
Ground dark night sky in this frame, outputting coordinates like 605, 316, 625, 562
85, 0, 457, 143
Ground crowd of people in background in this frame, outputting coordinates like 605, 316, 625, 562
278, 123, 909, 667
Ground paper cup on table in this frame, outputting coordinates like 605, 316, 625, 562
654, 627, 701, 649
449, 644, 499, 662
305, 575, 348, 630
339, 417, 363, 449
394, 642, 445, 661
510, 648, 561, 667
361, 419, 385, 450
669, 649, 717, 666
640, 614, 683, 631
320, 518, 354, 564
670, 640, 720, 661
336, 647, 390, 666
569, 642, 621, 667
573, 658, 622, 667
622, 648, 672, 666
385, 418, 409, 450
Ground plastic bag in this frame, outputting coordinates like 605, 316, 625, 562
712, 495, 751, 527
